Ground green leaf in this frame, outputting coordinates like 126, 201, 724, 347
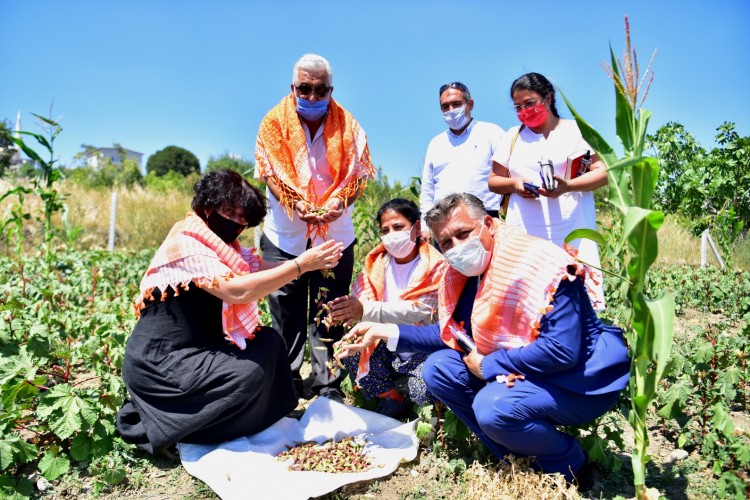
657, 378, 691, 420
564, 228, 607, 247
70, 432, 94, 461
677, 433, 688, 449
711, 403, 735, 437
17, 130, 52, 154
609, 45, 636, 156
730, 441, 750, 466
37, 384, 97, 440
102, 467, 127, 485
634, 109, 653, 157
631, 158, 659, 209
38, 452, 70, 481
0, 474, 34, 499
9, 137, 44, 165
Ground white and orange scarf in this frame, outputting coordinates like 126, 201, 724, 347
351, 241, 447, 379
439, 219, 594, 355
136, 212, 262, 350
255, 93, 374, 240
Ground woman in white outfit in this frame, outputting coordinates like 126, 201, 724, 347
488, 72, 607, 308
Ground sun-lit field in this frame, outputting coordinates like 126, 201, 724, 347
3, 180, 748, 272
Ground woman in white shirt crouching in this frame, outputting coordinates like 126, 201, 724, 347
327, 198, 448, 418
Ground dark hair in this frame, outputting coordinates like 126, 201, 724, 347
376, 198, 421, 226
510, 72, 559, 117
375, 198, 422, 225
424, 193, 487, 230
191, 170, 267, 228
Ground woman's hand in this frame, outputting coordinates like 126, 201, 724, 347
516, 178, 541, 199
539, 175, 570, 199
297, 240, 344, 273
334, 321, 391, 359
327, 294, 363, 326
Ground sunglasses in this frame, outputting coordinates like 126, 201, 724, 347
295, 83, 331, 99
439, 81, 470, 97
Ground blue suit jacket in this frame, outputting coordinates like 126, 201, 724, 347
397, 277, 630, 395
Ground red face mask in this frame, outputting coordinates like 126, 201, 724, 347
517, 102, 549, 128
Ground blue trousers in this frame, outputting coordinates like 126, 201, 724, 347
423, 349, 620, 480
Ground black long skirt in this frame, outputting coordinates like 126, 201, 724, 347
116, 286, 297, 454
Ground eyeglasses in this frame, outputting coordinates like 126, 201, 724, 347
217, 209, 250, 229
514, 98, 544, 112
295, 83, 331, 99
439, 81, 470, 97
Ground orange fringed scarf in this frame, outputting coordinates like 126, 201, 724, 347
255, 93, 374, 240
350, 241, 448, 380
136, 212, 262, 350
439, 219, 595, 355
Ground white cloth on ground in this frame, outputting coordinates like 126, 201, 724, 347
178, 397, 419, 500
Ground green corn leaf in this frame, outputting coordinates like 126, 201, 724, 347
564, 228, 607, 247
9, 137, 44, 165
38, 452, 70, 481
631, 158, 659, 209
634, 108, 653, 157
18, 131, 52, 154
558, 88, 618, 167
624, 208, 665, 283
609, 45, 636, 156
643, 293, 675, 383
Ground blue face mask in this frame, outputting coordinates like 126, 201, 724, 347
296, 97, 329, 121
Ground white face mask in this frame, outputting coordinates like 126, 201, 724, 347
381, 227, 417, 259
442, 106, 470, 131
443, 224, 491, 277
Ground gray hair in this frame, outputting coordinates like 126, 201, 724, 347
292, 54, 333, 86
424, 193, 488, 230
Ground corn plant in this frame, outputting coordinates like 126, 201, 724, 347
8, 113, 65, 265
560, 17, 675, 498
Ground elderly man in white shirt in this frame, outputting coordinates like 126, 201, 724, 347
255, 54, 374, 404
420, 81, 505, 239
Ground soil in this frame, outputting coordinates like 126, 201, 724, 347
46, 309, 741, 499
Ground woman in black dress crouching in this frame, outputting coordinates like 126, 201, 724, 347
116, 169, 343, 454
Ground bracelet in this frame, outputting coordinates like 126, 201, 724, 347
292, 259, 302, 279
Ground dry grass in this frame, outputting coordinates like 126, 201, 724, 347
2, 181, 749, 272
463, 459, 578, 500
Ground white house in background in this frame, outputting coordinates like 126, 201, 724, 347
83, 147, 143, 169
2, 111, 31, 172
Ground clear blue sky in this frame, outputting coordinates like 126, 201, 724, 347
2, 1, 748, 184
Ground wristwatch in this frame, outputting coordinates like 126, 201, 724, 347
477, 358, 485, 380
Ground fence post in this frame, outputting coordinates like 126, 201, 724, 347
108, 191, 117, 251
701, 229, 725, 269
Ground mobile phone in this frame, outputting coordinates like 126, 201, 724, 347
449, 325, 476, 354
452, 328, 476, 354
523, 182, 540, 195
